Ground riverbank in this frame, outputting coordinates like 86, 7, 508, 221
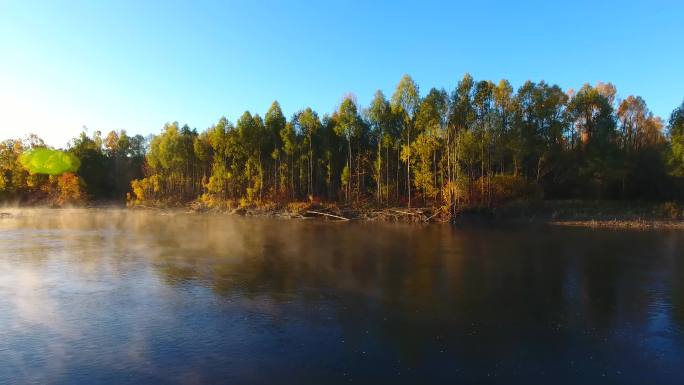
3, 199, 684, 229
548, 219, 684, 229
133, 200, 446, 223
490, 200, 684, 229
127, 199, 684, 229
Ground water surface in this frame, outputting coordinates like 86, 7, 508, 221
1, 209, 683, 384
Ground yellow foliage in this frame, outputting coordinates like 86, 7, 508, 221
130, 174, 162, 204
49, 172, 85, 206
286, 201, 310, 214
197, 193, 234, 210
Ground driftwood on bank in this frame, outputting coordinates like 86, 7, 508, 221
305, 210, 350, 221
150, 200, 447, 223
424, 209, 443, 222
390, 209, 421, 216
355, 207, 447, 223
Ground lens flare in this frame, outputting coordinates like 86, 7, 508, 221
19, 148, 80, 175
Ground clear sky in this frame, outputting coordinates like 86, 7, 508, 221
1, 0, 682, 148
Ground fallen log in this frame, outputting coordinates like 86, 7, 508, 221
306, 210, 350, 221
424, 210, 442, 222
390, 209, 421, 216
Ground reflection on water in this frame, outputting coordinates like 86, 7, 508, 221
1, 209, 683, 384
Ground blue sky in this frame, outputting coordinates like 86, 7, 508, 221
1, 0, 682, 147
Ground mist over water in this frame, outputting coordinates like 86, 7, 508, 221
1, 209, 683, 384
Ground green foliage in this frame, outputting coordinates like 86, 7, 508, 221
148, 123, 195, 172
335, 97, 362, 141
367, 90, 392, 201
334, 96, 364, 201
668, 101, 684, 177
391, 74, 420, 122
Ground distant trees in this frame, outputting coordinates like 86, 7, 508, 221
139, 123, 200, 202
1, 132, 108, 205
2, 75, 683, 208
0, 138, 36, 197
68, 129, 146, 201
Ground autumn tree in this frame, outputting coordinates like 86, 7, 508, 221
414, 88, 447, 202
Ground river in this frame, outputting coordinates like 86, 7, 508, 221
1, 209, 683, 384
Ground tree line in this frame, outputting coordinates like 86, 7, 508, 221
2, 74, 684, 211
0, 131, 146, 204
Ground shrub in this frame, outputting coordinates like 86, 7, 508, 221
48, 172, 86, 206
486, 175, 536, 205
129, 174, 161, 204
658, 201, 682, 220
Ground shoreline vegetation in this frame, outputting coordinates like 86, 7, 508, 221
2, 74, 684, 230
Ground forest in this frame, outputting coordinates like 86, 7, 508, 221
2, 74, 684, 217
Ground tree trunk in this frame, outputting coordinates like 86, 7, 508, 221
433, 148, 437, 203
481, 133, 485, 202
356, 150, 360, 204
377, 137, 381, 204
348, 139, 352, 202
386, 144, 389, 206
407, 124, 411, 209
396, 146, 400, 203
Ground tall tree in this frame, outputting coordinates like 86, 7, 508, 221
449, 74, 475, 208
415, 88, 447, 202
367, 90, 391, 203
335, 96, 362, 202
298, 108, 321, 197
567, 84, 619, 198
280, 120, 297, 198
391, 74, 420, 208
265, 101, 286, 196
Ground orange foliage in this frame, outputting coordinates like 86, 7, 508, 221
49, 172, 86, 206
